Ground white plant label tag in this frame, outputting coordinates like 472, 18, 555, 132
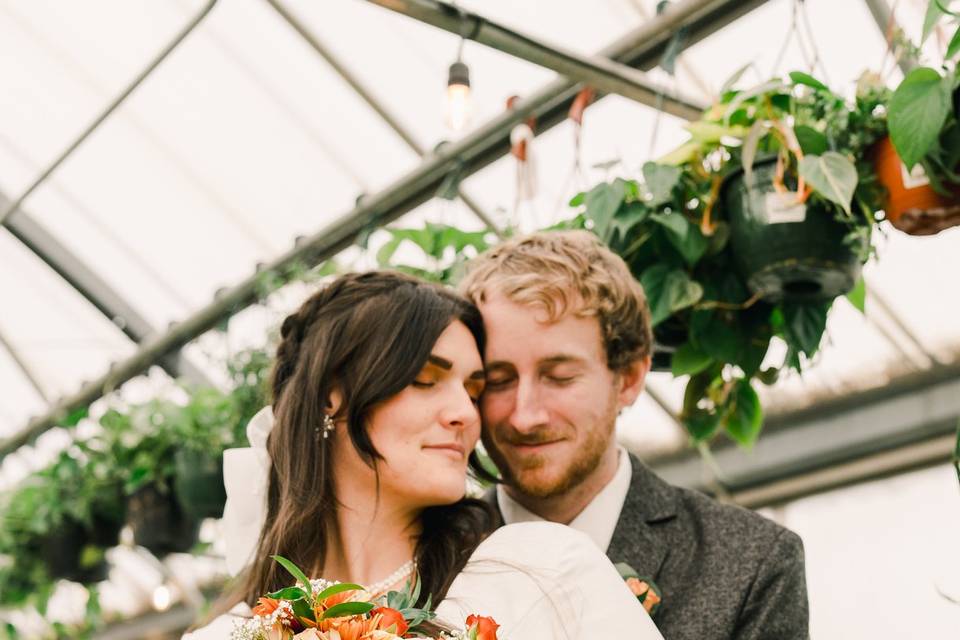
764, 191, 807, 224
900, 161, 930, 189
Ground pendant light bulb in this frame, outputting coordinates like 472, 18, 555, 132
446, 60, 472, 132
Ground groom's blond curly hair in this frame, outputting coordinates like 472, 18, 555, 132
459, 230, 653, 371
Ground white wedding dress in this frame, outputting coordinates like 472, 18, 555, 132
182, 521, 662, 639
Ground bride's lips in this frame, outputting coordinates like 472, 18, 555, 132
422, 443, 466, 460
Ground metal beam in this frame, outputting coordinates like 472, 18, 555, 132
0, 0, 772, 457
0, 0, 219, 228
863, 0, 915, 75
648, 362, 960, 506
264, 0, 504, 237
366, 0, 707, 121
2, 195, 212, 387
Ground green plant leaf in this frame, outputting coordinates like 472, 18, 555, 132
272, 555, 313, 598
321, 602, 376, 619
789, 71, 829, 92
657, 140, 700, 166
947, 24, 960, 59
720, 63, 752, 94
671, 343, 714, 377
723, 380, 763, 447
640, 266, 704, 326
888, 67, 953, 170
568, 191, 586, 207
62, 407, 89, 428
684, 410, 722, 442
782, 302, 830, 358
846, 277, 867, 313
923, 0, 947, 43
685, 121, 749, 143
798, 152, 858, 215
794, 125, 828, 155
584, 181, 626, 241
642, 162, 682, 206
651, 213, 709, 266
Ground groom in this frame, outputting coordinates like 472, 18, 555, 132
460, 231, 809, 639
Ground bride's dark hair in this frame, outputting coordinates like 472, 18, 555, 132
237, 270, 497, 609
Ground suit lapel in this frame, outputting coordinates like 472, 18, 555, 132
606, 455, 678, 581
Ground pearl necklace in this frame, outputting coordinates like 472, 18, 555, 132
365, 559, 416, 596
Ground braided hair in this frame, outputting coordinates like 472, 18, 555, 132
235, 271, 497, 610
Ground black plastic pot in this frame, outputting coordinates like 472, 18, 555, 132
722, 157, 861, 302
651, 316, 689, 372
173, 449, 226, 520
89, 487, 126, 547
41, 519, 108, 583
127, 483, 200, 556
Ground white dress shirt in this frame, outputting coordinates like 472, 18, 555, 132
496, 446, 633, 552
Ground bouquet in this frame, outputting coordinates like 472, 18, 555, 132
230, 555, 499, 640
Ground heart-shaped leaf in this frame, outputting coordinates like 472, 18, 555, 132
641, 266, 704, 326
888, 67, 953, 170
643, 162, 682, 206
671, 343, 714, 377
723, 380, 763, 447
584, 181, 626, 241
799, 152, 858, 215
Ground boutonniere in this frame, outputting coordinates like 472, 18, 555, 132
615, 562, 662, 616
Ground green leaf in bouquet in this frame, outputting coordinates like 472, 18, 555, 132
799, 152, 858, 215
888, 67, 953, 170
267, 586, 309, 601
640, 265, 704, 326
292, 598, 315, 623
315, 581, 366, 604
642, 162, 682, 206
584, 180, 626, 241
272, 555, 314, 598
670, 342, 713, 377
722, 380, 763, 448
321, 601, 375, 619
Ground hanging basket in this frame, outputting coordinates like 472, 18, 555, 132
722, 157, 861, 302
173, 448, 227, 520
873, 135, 960, 236
127, 483, 200, 556
651, 316, 688, 372
41, 519, 108, 583
89, 487, 126, 548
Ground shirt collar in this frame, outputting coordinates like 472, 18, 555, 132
496, 446, 632, 551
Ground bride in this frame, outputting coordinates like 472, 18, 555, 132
184, 271, 662, 639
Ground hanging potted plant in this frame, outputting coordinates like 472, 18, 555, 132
172, 387, 242, 520
566, 71, 886, 447
879, 0, 960, 235
103, 403, 201, 556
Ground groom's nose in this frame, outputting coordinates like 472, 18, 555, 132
509, 376, 550, 433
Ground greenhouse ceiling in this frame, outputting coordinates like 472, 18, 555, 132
1, 0, 958, 501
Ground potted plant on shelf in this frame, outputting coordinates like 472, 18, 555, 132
879, 0, 960, 234
567, 71, 887, 446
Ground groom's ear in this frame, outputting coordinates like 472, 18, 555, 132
615, 355, 651, 411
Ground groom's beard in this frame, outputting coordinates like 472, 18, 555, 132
483, 401, 618, 500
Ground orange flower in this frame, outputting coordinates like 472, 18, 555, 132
466, 614, 500, 640
253, 597, 281, 616
641, 588, 661, 615
330, 616, 379, 640
625, 577, 650, 598
371, 607, 408, 635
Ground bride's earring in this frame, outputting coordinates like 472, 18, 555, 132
321, 414, 336, 440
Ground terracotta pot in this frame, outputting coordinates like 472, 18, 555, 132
873, 135, 960, 235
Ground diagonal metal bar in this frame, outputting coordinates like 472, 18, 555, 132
0, 0, 771, 457
0, 324, 51, 404
863, 0, 915, 75
365, 0, 708, 121
0, 0, 219, 228
2, 191, 213, 387
265, 0, 503, 237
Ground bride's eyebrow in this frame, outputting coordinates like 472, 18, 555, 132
427, 355, 485, 379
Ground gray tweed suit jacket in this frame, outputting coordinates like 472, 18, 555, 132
488, 455, 809, 639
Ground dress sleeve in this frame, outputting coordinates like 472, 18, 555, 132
436, 521, 664, 639
181, 603, 252, 640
